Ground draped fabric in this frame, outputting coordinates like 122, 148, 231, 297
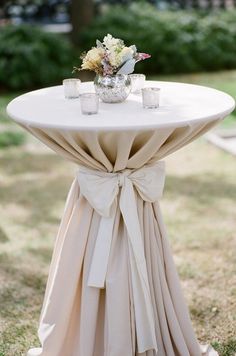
24, 121, 220, 356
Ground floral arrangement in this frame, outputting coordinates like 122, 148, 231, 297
75, 34, 151, 76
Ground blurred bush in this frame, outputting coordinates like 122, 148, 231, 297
80, 3, 236, 74
0, 130, 25, 148
0, 25, 77, 90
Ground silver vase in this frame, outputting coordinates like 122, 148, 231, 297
94, 74, 131, 103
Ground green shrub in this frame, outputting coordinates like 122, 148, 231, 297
0, 131, 25, 148
80, 3, 236, 74
0, 25, 77, 90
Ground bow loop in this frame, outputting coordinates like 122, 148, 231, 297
130, 161, 165, 202
77, 168, 119, 217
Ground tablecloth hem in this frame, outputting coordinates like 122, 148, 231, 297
27, 344, 219, 356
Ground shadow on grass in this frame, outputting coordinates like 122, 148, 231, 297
0, 227, 9, 242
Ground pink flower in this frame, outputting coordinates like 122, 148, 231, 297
135, 53, 151, 62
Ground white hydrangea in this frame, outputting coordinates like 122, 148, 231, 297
103, 34, 122, 50
109, 48, 122, 67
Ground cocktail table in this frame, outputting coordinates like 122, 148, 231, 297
7, 81, 235, 356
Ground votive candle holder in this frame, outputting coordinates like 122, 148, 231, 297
129, 74, 146, 93
80, 93, 99, 115
142, 87, 160, 109
63, 78, 81, 99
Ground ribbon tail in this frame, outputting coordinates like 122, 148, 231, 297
120, 179, 158, 354
88, 204, 116, 288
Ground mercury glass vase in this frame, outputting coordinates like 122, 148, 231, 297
94, 74, 131, 103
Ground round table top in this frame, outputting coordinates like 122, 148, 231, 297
7, 81, 235, 131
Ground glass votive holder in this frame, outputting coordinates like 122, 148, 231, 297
80, 93, 99, 115
63, 78, 81, 99
129, 74, 146, 93
142, 87, 160, 109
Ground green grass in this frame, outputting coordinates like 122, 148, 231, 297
0, 93, 20, 124
0, 131, 25, 148
212, 340, 236, 356
0, 92, 26, 148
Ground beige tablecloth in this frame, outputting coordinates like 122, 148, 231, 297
23, 120, 221, 356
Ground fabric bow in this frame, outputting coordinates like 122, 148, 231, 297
77, 161, 165, 354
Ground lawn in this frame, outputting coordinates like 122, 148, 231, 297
0, 71, 236, 356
